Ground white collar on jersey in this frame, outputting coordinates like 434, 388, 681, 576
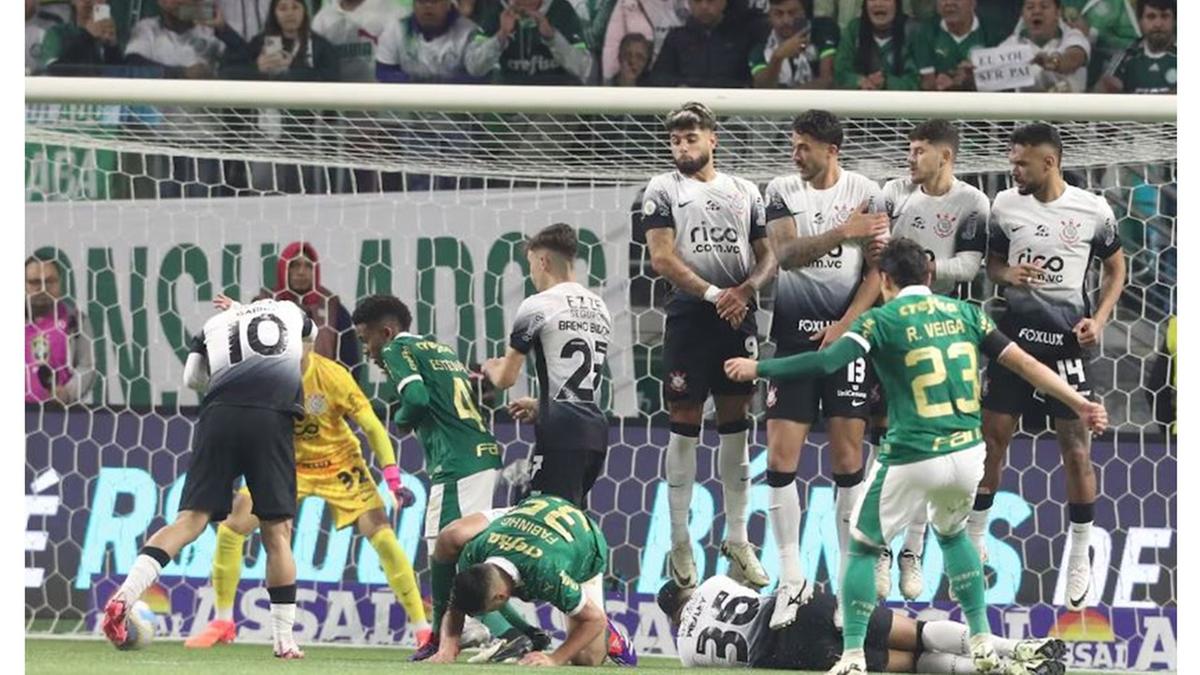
486, 556, 522, 585
897, 285, 932, 298
395, 331, 420, 339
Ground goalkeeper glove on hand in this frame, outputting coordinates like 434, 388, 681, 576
383, 465, 415, 508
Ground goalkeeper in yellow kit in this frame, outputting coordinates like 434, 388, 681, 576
186, 297, 429, 648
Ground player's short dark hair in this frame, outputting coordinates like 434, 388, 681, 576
879, 238, 930, 289
656, 580, 687, 622
909, 119, 960, 155
450, 564, 495, 616
351, 295, 412, 332
665, 102, 717, 132
1010, 122, 1063, 160
526, 223, 578, 261
791, 110, 843, 148
768, 0, 802, 7
1138, 0, 1175, 17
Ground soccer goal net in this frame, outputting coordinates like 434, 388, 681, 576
25, 78, 1176, 668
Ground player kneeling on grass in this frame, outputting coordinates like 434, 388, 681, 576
425, 494, 636, 667
725, 238, 1106, 675
659, 574, 1066, 674
187, 296, 429, 648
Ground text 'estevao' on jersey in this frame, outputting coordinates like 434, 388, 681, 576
190, 299, 314, 417
765, 170, 884, 349
510, 282, 613, 455
989, 185, 1122, 336
641, 170, 767, 315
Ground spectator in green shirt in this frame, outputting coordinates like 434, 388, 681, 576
39, 0, 124, 76
1063, 0, 1140, 85
1095, 0, 1174, 94
750, 0, 839, 88
913, 0, 1003, 91
468, 0, 593, 84
833, 0, 917, 90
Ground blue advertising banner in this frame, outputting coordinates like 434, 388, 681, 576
25, 410, 1175, 669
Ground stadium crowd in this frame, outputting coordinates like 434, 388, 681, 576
26, 0, 1176, 94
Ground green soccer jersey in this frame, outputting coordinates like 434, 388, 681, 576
461, 494, 608, 615
381, 334, 501, 484
1111, 41, 1177, 94
848, 288, 996, 465
911, 16, 1002, 79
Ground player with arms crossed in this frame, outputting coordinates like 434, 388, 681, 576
726, 238, 1107, 674
482, 223, 613, 509
426, 494, 636, 667
102, 298, 315, 658
187, 295, 428, 648
969, 123, 1126, 612
879, 118, 991, 598
354, 296, 543, 662
643, 101, 777, 590
761, 108, 889, 626
658, 573, 1067, 674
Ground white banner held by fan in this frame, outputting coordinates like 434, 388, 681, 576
971, 44, 1037, 92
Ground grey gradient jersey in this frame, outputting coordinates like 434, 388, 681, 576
883, 177, 990, 294
676, 575, 770, 668
190, 299, 314, 416
765, 170, 884, 350
641, 170, 767, 316
510, 282, 613, 455
989, 185, 1122, 338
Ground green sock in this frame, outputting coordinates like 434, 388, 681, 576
938, 529, 990, 635
841, 540, 880, 651
479, 611, 518, 639
430, 558, 455, 638
499, 603, 536, 635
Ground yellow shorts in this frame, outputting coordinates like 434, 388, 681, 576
241, 449, 386, 530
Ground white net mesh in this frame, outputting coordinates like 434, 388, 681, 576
25, 86, 1176, 667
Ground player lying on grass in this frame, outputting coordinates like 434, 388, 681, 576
726, 238, 1106, 675
659, 574, 1066, 674
187, 295, 428, 647
424, 494, 636, 667
353, 295, 549, 662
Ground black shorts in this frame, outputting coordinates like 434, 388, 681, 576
764, 346, 873, 423
179, 405, 297, 522
662, 307, 758, 404
982, 343, 1094, 420
753, 593, 892, 671
529, 448, 606, 509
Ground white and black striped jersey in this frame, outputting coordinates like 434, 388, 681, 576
642, 170, 767, 316
989, 185, 1121, 336
882, 177, 990, 294
189, 299, 314, 416
509, 282, 613, 454
764, 169, 884, 350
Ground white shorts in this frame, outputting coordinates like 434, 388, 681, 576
423, 468, 500, 539
850, 444, 986, 547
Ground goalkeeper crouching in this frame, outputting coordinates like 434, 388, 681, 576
187, 296, 429, 648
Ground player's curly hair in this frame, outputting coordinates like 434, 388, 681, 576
351, 295, 412, 332
792, 109, 843, 148
450, 564, 496, 616
878, 238, 930, 289
665, 102, 717, 132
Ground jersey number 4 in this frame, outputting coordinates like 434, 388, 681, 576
560, 339, 607, 402
227, 314, 289, 365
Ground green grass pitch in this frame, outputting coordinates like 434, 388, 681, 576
24, 637, 1157, 675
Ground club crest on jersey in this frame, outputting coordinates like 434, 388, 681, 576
831, 203, 855, 227
766, 384, 778, 408
934, 212, 955, 238
1059, 218, 1081, 245
306, 393, 328, 415
667, 370, 688, 394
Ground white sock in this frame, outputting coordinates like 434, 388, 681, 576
836, 480, 865, 587
666, 431, 699, 547
271, 603, 297, 648
215, 606, 234, 622
118, 554, 164, 604
411, 619, 432, 632
919, 620, 969, 654
967, 508, 989, 553
1069, 521, 1092, 561
904, 512, 928, 555
718, 429, 750, 545
915, 651, 976, 673
769, 483, 804, 584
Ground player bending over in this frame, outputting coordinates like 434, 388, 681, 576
103, 298, 314, 658
659, 574, 1066, 674
425, 494, 636, 667
353, 295, 547, 662
726, 238, 1106, 674
187, 298, 428, 648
